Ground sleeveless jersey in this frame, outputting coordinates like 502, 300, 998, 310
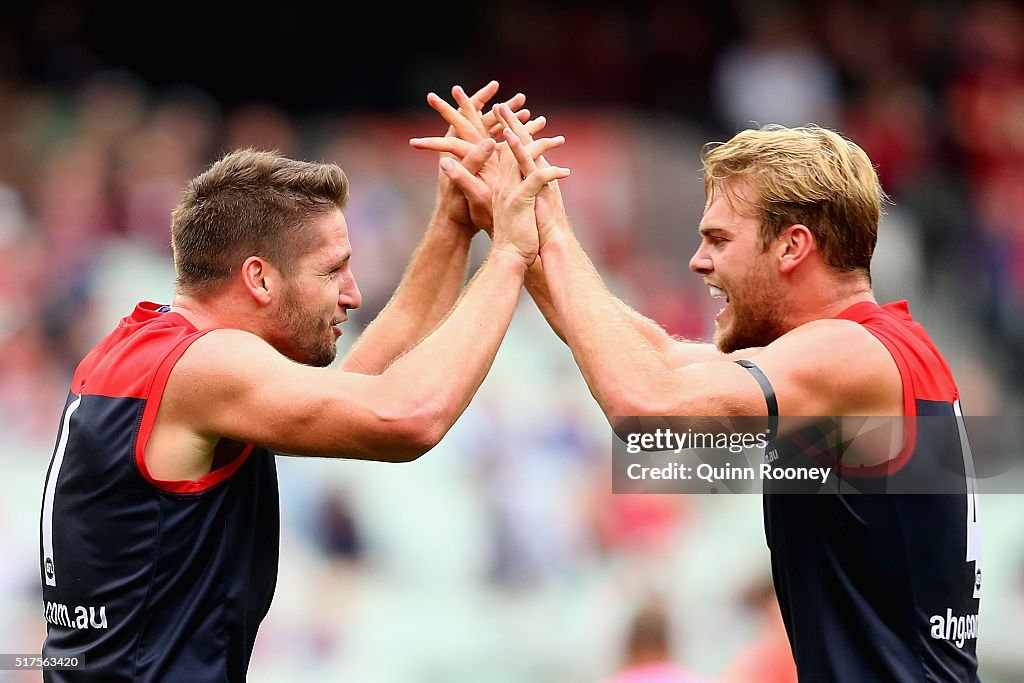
39, 302, 280, 682
762, 301, 981, 682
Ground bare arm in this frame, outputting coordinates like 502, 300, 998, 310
340, 211, 476, 375
540, 228, 902, 421
163, 249, 529, 465
522, 251, 730, 366
342, 82, 530, 375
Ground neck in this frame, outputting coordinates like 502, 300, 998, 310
785, 271, 875, 329
170, 288, 253, 332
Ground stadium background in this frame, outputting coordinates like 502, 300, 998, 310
1, 1, 1023, 681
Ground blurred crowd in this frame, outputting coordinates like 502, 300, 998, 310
1, 1, 1024, 682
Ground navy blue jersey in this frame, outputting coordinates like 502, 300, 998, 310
762, 301, 981, 681
39, 302, 280, 682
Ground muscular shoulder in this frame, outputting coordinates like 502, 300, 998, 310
764, 318, 884, 367
749, 318, 903, 417
165, 327, 330, 426
171, 328, 282, 380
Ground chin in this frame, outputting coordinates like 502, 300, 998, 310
306, 350, 336, 368
715, 336, 742, 355
715, 324, 765, 354
713, 325, 738, 354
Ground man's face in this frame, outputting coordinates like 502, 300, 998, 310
689, 179, 789, 353
274, 208, 362, 367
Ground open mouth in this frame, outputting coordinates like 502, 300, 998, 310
709, 284, 729, 319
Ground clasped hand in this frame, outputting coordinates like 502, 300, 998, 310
410, 82, 572, 263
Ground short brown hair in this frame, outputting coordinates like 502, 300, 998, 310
701, 124, 886, 277
171, 148, 349, 295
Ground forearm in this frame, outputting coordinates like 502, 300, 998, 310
620, 304, 732, 366
527, 245, 684, 355
383, 248, 527, 436
541, 232, 678, 419
523, 256, 566, 342
343, 218, 472, 374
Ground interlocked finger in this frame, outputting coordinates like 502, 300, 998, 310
488, 116, 546, 139
520, 164, 572, 198
496, 129, 570, 194
487, 110, 533, 138
462, 137, 496, 176
408, 136, 479, 157
496, 104, 538, 147
502, 127, 541, 178
524, 116, 546, 136
426, 92, 478, 141
466, 81, 500, 111
496, 104, 555, 169
526, 135, 564, 163
481, 92, 527, 133
501, 125, 564, 172
452, 85, 490, 141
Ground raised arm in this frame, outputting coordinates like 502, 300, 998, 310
342, 82, 530, 375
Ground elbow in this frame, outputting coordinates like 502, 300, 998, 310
603, 393, 648, 440
377, 400, 450, 463
390, 418, 444, 463
603, 388, 690, 441
602, 388, 667, 424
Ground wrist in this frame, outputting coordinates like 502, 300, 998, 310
539, 218, 573, 248
540, 226, 575, 254
489, 243, 533, 272
428, 214, 476, 242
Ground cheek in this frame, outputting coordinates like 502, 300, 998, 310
320, 286, 337, 317
329, 273, 349, 298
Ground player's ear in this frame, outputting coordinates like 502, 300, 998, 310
241, 256, 275, 306
777, 224, 814, 274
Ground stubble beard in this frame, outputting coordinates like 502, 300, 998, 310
279, 286, 338, 368
714, 265, 790, 354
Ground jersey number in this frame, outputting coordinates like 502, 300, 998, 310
953, 400, 982, 599
41, 396, 81, 587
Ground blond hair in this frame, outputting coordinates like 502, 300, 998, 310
171, 148, 349, 296
701, 124, 886, 277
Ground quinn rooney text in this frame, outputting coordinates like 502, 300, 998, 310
627, 462, 832, 483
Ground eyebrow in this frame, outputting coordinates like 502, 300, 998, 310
698, 225, 731, 238
325, 252, 351, 270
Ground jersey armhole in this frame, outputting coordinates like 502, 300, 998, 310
133, 330, 256, 494
838, 327, 918, 478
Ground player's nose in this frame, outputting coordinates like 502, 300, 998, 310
689, 246, 713, 275
341, 278, 362, 311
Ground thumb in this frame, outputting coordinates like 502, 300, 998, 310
440, 157, 488, 200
